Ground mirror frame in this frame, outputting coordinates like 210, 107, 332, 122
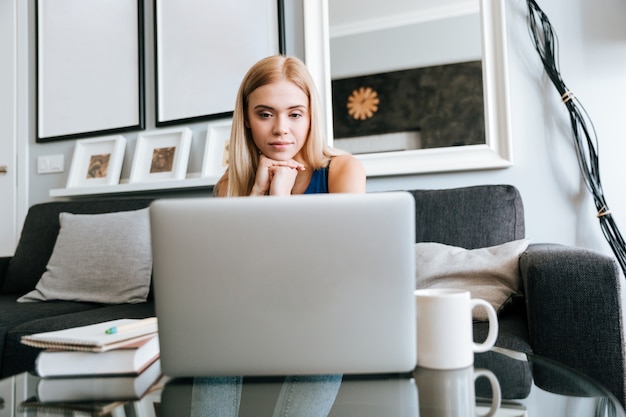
302, 0, 512, 176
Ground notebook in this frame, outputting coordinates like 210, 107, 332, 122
21, 319, 158, 352
150, 192, 416, 377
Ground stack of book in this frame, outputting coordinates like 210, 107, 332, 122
20, 318, 162, 404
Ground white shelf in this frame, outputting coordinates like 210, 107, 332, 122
50, 174, 220, 198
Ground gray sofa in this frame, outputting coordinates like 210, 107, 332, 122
0, 198, 155, 378
0, 185, 623, 406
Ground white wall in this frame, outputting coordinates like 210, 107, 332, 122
23, 0, 626, 261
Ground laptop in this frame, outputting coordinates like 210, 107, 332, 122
159, 376, 418, 417
150, 192, 416, 377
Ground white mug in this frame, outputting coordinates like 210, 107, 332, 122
415, 289, 498, 369
415, 366, 502, 417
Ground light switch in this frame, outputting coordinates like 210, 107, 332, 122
38, 155, 64, 174
49, 155, 64, 171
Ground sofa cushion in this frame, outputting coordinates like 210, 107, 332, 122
18, 208, 152, 304
2, 198, 154, 295
0, 294, 102, 377
408, 185, 525, 248
415, 239, 530, 321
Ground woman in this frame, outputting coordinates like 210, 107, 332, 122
214, 55, 365, 196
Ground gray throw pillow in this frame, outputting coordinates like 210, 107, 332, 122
18, 208, 152, 304
415, 239, 530, 321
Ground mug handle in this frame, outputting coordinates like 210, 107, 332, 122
474, 369, 501, 417
470, 299, 499, 353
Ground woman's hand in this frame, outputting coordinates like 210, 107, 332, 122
250, 154, 305, 196
268, 165, 300, 195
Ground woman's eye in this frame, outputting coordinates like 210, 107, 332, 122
258, 111, 272, 118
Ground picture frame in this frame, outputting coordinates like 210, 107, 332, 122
66, 136, 126, 188
308, 0, 513, 176
154, 0, 284, 126
201, 119, 232, 178
36, 0, 145, 142
129, 127, 192, 183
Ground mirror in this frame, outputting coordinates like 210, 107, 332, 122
302, 0, 512, 176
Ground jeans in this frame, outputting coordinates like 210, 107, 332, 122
191, 374, 343, 417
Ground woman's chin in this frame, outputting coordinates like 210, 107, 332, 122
263, 152, 298, 162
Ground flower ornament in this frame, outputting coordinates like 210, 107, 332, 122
347, 86, 380, 120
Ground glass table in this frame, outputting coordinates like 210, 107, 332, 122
0, 347, 622, 417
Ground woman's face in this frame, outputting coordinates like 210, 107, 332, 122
246, 80, 310, 163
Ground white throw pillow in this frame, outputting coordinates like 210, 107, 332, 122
18, 208, 152, 304
415, 239, 530, 321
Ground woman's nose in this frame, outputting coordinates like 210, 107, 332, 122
273, 116, 289, 136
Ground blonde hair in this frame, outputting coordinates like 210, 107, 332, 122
215, 55, 342, 197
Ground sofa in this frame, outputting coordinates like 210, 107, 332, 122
0, 185, 623, 406
0, 197, 156, 378
409, 185, 624, 407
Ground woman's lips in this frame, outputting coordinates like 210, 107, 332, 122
269, 141, 293, 150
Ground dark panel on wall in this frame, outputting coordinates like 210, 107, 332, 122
331, 60, 484, 149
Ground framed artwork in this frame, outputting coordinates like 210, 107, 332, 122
331, 62, 485, 152
66, 136, 126, 188
201, 119, 232, 178
308, 0, 513, 176
36, 0, 145, 142
129, 127, 192, 183
154, 0, 284, 126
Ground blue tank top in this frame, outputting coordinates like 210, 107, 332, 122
303, 164, 329, 194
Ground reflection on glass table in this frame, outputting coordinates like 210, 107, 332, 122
0, 348, 623, 417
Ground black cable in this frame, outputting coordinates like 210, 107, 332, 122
526, 0, 626, 276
